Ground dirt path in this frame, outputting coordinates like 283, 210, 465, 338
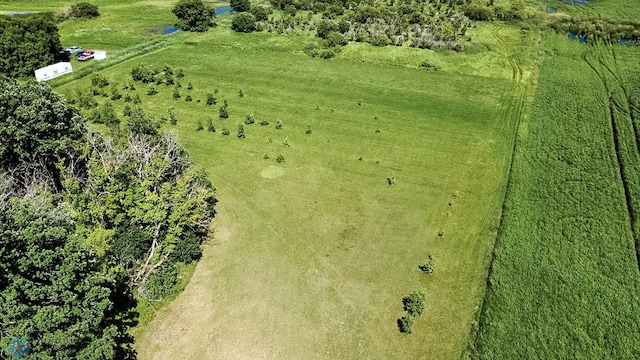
135, 219, 234, 359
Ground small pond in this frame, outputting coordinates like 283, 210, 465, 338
163, 26, 179, 35
215, 6, 234, 15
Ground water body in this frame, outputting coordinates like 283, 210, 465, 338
215, 6, 234, 15
4, 11, 35, 16
163, 26, 179, 35
560, 0, 589, 5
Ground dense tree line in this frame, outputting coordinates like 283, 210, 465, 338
343, 0, 471, 50
462, 1, 534, 22
0, 180, 127, 358
0, 76, 216, 358
0, 78, 85, 185
552, 18, 640, 43
63, 128, 217, 300
231, 0, 474, 53
0, 15, 63, 78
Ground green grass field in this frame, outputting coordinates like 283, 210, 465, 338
52, 20, 527, 359
0, 0, 176, 53
26, 0, 640, 358
474, 33, 640, 358
24, 0, 640, 357
61, 46, 522, 359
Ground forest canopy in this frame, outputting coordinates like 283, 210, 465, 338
0, 15, 62, 78
0, 77, 217, 358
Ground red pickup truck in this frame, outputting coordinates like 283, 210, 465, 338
78, 50, 95, 61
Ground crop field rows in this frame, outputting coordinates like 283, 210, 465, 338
475, 33, 640, 358
585, 45, 640, 261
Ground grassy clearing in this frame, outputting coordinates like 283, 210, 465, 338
474, 32, 640, 358
57, 23, 524, 358
0, 0, 175, 54
181, 15, 527, 81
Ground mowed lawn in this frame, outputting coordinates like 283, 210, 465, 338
56, 27, 523, 360
61, 38, 519, 359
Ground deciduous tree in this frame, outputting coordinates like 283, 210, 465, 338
172, 0, 215, 32
0, 77, 85, 182
0, 16, 63, 77
231, 12, 257, 33
231, 0, 251, 12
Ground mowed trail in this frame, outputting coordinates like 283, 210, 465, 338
136, 207, 246, 359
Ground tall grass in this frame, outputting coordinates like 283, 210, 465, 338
50, 36, 178, 87
474, 33, 640, 358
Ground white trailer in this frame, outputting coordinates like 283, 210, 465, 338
34, 62, 72, 82
94, 50, 107, 61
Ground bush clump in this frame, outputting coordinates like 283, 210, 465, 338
170, 230, 203, 263
419, 255, 436, 274
91, 73, 109, 88
56, 2, 100, 21
397, 289, 426, 333
206, 93, 217, 105
237, 123, 246, 138
402, 290, 426, 317
147, 84, 158, 95
206, 117, 216, 132
397, 315, 414, 334
326, 32, 348, 47
71, 2, 100, 18
168, 107, 178, 125
131, 64, 159, 83
251, 5, 272, 21
219, 105, 229, 119
232, 12, 257, 33
143, 264, 178, 300
463, 4, 495, 21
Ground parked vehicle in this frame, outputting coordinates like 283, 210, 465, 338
65, 46, 83, 54
57, 50, 71, 61
78, 50, 95, 61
